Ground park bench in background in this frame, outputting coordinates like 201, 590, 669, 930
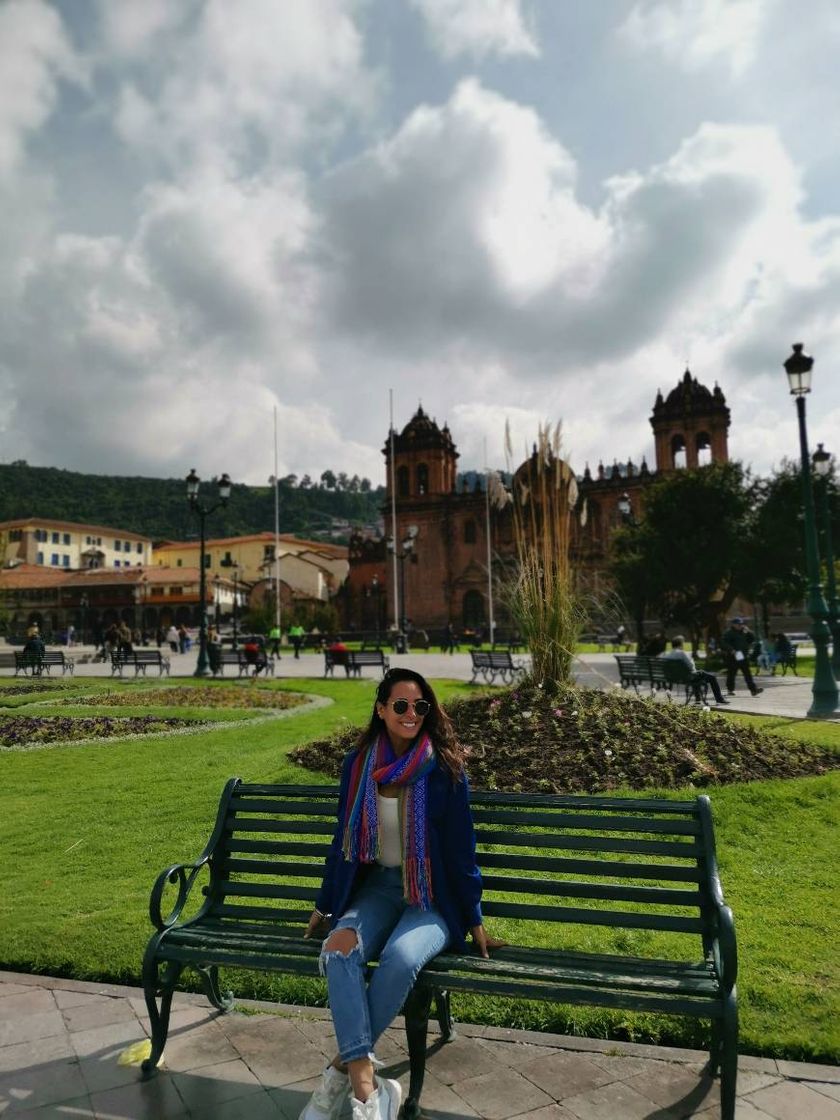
615, 655, 712, 704
324, 649, 389, 678
211, 649, 273, 678
110, 649, 171, 677
14, 649, 75, 676
597, 633, 632, 652
0, 652, 16, 673
469, 649, 526, 685
141, 781, 739, 1120
773, 642, 798, 676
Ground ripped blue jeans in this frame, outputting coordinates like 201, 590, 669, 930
319, 864, 449, 1064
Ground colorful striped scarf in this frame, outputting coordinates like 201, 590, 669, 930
341, 731, 437, 909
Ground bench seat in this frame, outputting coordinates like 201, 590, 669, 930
111, 650, 171, 677
14, 649, 75, 676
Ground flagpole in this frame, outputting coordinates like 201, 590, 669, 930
389, 389, 400, 634
484, 438, 495, 646
273, 405, 281, 636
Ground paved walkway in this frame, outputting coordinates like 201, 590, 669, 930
2, 971, 839, 1119
38, 644, 837, 723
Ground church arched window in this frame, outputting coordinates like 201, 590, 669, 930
671, 433, 686, 469
696, 431, 712, 466
397, 466, 409, 498
417, 463, 429, 495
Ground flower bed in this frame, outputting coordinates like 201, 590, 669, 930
70, 686, 305, 710
0, 715, 197, 749
291, 681, 839, 792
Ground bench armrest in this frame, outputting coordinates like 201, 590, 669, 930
713, 903, 738, 993
148, 857, 212, 931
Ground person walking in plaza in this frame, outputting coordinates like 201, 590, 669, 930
720, 617, 763, 696
300, 667, 500, 1120
661, 636, 729, 705
268, 623, 282, 658
289, 622, 305, 659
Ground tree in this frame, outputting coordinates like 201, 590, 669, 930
608, 462, 752, 649
320, 470, 336, 490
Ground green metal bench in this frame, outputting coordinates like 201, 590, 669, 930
141, 780, 738, 1119
615, 655, 712, 704
14, 649, 75, 676
469, 649, 526, 684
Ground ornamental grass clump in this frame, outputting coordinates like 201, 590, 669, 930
503, 420, 586, 686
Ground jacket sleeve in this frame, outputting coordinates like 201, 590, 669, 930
442, 771, 483, 929
314, 751, 355, 915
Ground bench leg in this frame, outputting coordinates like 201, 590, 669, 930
195, 963, 235, 1013
719, 994, 738, 1120
141, 952, 183, 1074
403, 986, 433, 1120
434, 989, 456, 1042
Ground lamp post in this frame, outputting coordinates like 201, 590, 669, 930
617, 493, 645, 652
212, 576, 222, 629
186, 468, 232, 676
783, 344, 839, 716
812, 442, 840, 676
371, 574, 381, 646
79, 593, 89, 646
232, 563, 240, 646
387, 526, 419, 651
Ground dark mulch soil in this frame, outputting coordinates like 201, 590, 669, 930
0, 715, 198, 749
290, 682, 839, 792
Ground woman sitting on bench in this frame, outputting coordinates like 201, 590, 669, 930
301, 667, 502, 1120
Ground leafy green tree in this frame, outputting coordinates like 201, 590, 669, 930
608, 462, 752, 648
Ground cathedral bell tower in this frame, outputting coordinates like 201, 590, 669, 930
383, 405, 459, 500
650, 369, 730, 471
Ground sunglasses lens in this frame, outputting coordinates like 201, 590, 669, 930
392, 699, 409, 714
414, 700, 431, 715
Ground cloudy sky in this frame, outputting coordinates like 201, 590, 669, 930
2, 0, 840, 487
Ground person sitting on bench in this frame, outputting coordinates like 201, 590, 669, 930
661, 636, 729, 705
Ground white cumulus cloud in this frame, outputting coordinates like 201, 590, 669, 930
410, 0, 539, 59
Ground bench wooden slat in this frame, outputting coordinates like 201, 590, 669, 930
477, 852, 701, 881
473, 828, 699, 858
225, 857, 328, 876
212, 902, 311, 922
479, 899, 705, 932
226, 839, 332, 858
224, 816, 335, 836
470, 808, 701, 835
413, 970, 722, 1018
479, 873, 702, 907
228, 796, 341, 817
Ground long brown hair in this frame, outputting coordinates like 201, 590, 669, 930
355, 667, 466, 780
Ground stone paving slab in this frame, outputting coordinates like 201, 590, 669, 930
1, 972, 838, 1118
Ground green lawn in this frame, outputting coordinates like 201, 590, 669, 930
0, 676, 837, 1062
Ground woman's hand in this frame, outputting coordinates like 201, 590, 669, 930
470, 924, 507, 959
304, 910, 331, 939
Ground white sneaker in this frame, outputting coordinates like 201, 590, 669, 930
300, 1064, 350, 1120
350, 1077, 402, 1120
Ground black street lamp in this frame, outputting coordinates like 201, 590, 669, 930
387, 526, 419, 649
617, 493, 645, 652
812, 442, 840, 677
186, 468, 232, 676
232, 563, 240, 646
212, 576, 222, 629
783, 344, 839, 716
371, 574, 382, 646
79, 593, 89, 646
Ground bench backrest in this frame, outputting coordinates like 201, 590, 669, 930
202, 781, 723, 959
348, 650, 385, 665
471, 651, 513, 668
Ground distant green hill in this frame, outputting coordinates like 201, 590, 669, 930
0, 462, 385, 543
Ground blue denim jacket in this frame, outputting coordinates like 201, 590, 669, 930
315, 750, 483, 952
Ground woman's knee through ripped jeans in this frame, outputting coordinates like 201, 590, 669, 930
319, 865, 449, 1064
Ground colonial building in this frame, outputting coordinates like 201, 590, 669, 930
0, 517, 153, 571
345, 371, 731, 631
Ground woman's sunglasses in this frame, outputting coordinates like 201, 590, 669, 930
389, 698, 431, 716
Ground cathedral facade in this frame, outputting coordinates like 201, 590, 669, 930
344, 370, 730, 633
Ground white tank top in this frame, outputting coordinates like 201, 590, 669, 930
377, 793, 402, 867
